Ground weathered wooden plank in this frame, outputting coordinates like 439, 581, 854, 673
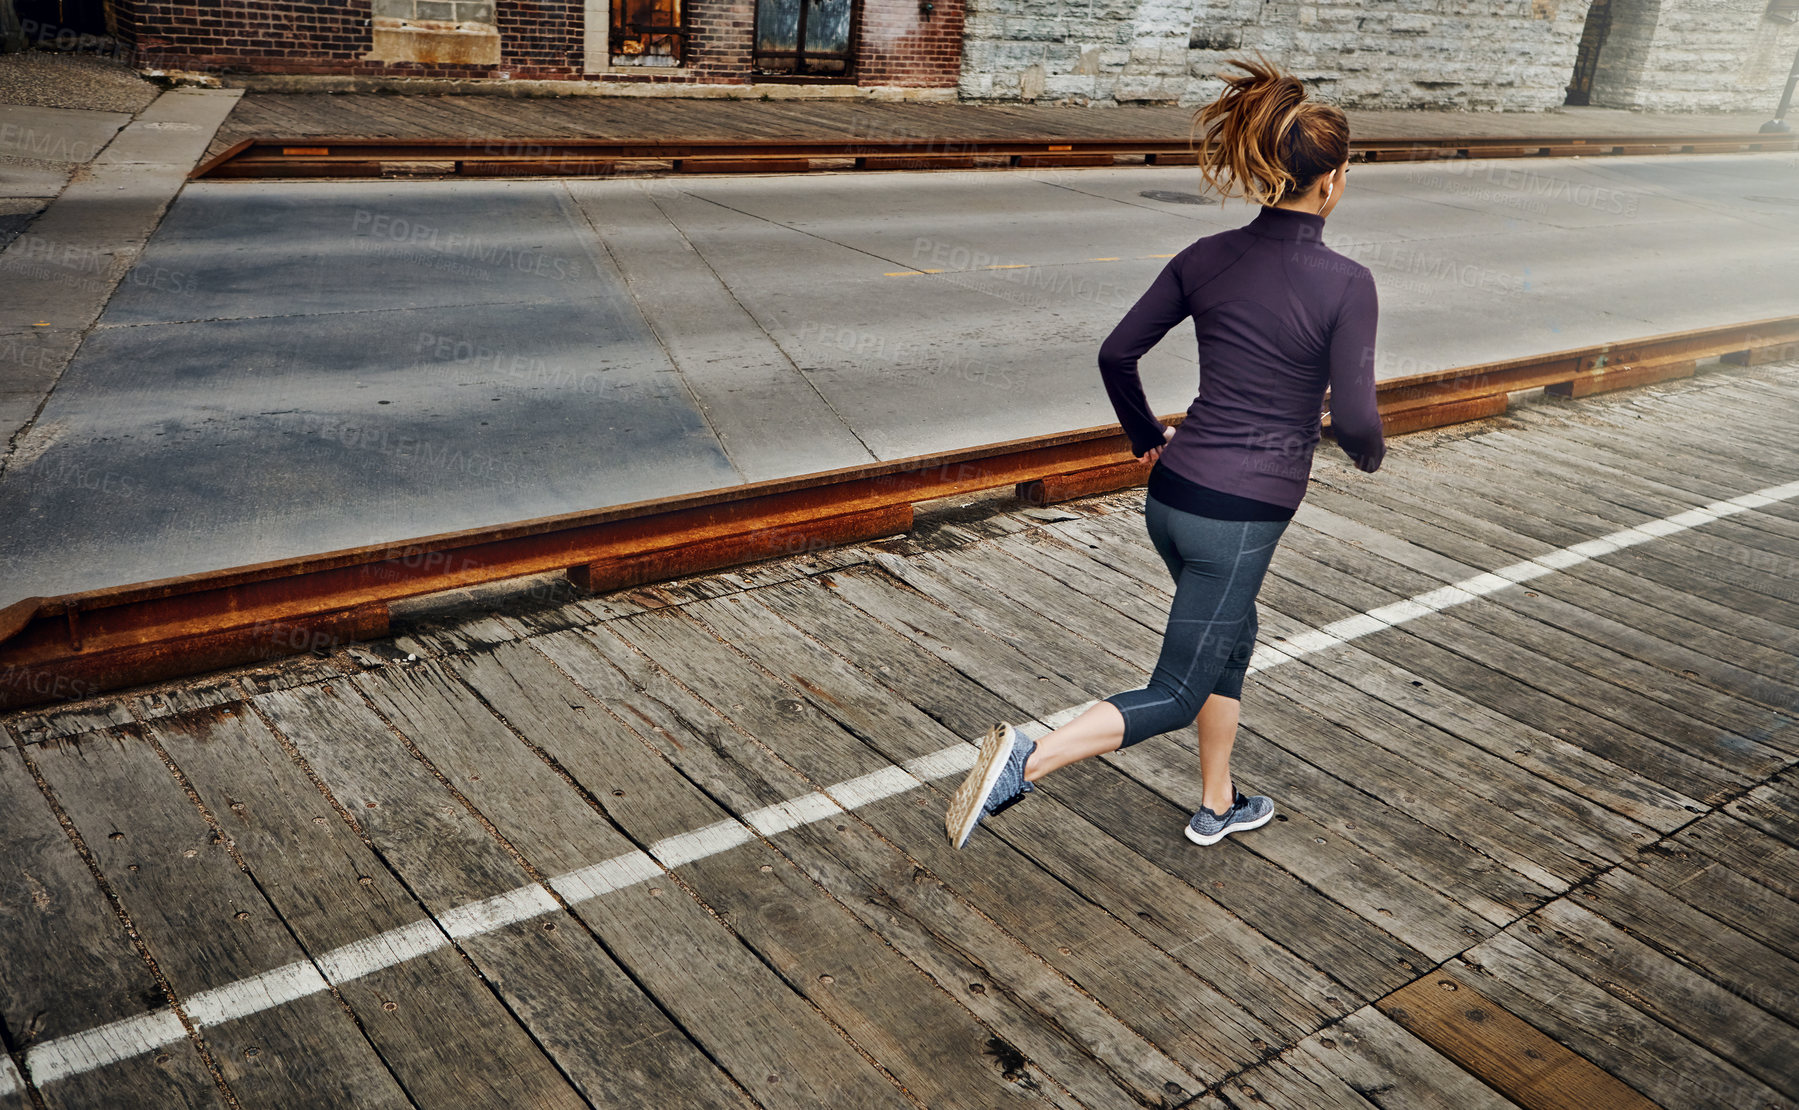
870, 536, 1571, 934
574, 610, 1284, 1088
1261, 544, 1786, 788
1576, 865, 1799, 1026
1059, 501, 1711, 830
29, 725, 414, 1108
1253, 565, 1753, 807
8, 699, 136, 744
678, 591, 1356, 1039
1353, 429, 1799, 617
1377, 974, 1659, 1110
1451, 931, 1791, 1110
1630, 837, 1799, 955
1508, 900, 1799, 1096
813, 559, 1495, 973
253, 682, 753, 1110
741, 577, 1381, 1032
1453, 435, 1799, 605
1250, 661, 1642, 874
128, 679, 244, 722
1310, 459, 1799, 658
439, 639, 1079, 1110
1505, 397, 1799, 516
0, 741, 228, 1110
1277, 513, 1794, 749
1105, 723, 1510, 959
1420, 438, 1799, 623
1674, 811, 1799, 906
144, 705, 588, 1110
1727, 779, 1799, 847
356, 654, 919, 1110
1301, 479, 1799, 710
1297, 1005, 1523, 1110
523, 623, 1213, 1108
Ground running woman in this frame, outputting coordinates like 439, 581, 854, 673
947, 56, 1386, 850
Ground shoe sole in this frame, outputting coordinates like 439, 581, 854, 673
1183, 807, 1274, 846
945, 723, 1015, 850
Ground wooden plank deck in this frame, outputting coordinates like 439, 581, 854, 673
201, 95, 1779, 163
2, 359, 1797, 1108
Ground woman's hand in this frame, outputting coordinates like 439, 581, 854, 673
1142, 424, 1176, 465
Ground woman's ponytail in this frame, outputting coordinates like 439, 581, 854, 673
1192, 55, 1349, 206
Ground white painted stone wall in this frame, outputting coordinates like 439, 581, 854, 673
959, 0, 1799, 112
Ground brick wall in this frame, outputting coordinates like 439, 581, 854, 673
111, 0, 963, 86
855, 0, 967, 86
117, 0, 585, 78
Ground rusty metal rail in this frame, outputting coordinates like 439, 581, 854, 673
3, 314, 1796, 710
191, 131, 1799, 180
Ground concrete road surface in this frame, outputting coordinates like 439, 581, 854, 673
2, 150, 1796, 598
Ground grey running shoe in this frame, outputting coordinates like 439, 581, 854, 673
945, 723, 1036, 849
1184, 788, 1274, 846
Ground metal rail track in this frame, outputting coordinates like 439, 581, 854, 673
3, 314, 1795, 710
191, 131, 1799, 179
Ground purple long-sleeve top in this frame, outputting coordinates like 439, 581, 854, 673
1098, 204, 1385, 511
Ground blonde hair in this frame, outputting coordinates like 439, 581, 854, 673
1191, 55, 1349, 206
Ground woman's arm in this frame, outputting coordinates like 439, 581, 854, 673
1098, 259, 1192, 457
1327, 269, 1385, 473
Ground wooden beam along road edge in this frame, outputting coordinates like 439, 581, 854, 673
6, 470, 1798, 1099
190, 132, 1799, 179
1, 315, 1794, 710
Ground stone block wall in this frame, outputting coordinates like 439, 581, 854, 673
960, 0, 1796, 110
1593, 0, 1799, 111
961, 0, 1590, 107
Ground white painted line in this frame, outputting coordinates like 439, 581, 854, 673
24, 1009, 188, 1085
551, 851, 662, 905
1247, 476, 1799, 672
186, 962, 330, 1027
15, 473, 1796, 1095
438, 885, 561, 939
0, 1054, 22, 1098
652, 820, 755, 869
315, 919, 450, 984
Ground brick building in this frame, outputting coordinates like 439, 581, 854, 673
41, 0, 1799, 109
97, 0, 967, 91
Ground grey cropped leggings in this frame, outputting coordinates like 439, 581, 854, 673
1103, 496, 1290, 748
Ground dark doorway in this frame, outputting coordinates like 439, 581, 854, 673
14, 0, 112, 39
753, 0, 856, 77
1566, 0, 1613, 105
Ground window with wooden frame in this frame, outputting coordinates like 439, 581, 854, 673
612, 0, 685, 64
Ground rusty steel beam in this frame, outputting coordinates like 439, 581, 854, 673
191, 132, 1799, 180
2, 314, 1795, 709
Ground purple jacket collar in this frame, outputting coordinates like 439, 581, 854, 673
1245, 204, 1328, 241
